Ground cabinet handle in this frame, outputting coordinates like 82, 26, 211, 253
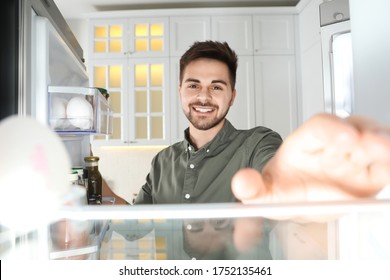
124, 140, 137, 144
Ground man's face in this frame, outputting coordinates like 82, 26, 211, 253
179, 58, 236, 131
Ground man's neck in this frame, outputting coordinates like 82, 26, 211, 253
188, 120, 225, 150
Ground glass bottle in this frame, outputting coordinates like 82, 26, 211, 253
84, 156, 102, 205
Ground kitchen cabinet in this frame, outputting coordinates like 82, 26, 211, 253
253, 15, 295, 55
88, 9, 298, 145
89, 17, 169, 59
89, 17, 170, 145
170, 15, 253, 56
254, 55, 298, 139
169, 16, 211, 57
211, 15, 254, 55
89, 57, 170, 145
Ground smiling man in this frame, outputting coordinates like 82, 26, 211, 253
134, 41, 283, 204
99, 38, 390, 207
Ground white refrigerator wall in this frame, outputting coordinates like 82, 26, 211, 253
32, 15, 91, 167
350, 0, 390, 123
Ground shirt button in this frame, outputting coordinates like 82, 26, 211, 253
185, 194, 191, 199
206, 149, 210, 153
188, 146, 192, 151
189, 163, 195, 169
186, 224, 192, 230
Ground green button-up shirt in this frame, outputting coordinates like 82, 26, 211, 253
135, 120, 283, 204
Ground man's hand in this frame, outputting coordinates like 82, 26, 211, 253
232, 113, 390, 204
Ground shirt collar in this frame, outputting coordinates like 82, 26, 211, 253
182, 119, 237, 153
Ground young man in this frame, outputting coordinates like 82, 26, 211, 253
103, 40, 390, 259
105, 40, 390, 205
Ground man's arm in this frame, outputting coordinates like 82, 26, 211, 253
232, 113, 390, 204
102, 179, 129, 205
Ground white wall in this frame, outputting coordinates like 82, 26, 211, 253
297, 0, 325, 122
66, 19, 89, 66
91, 145, 165, 203
350, 0, 390, 123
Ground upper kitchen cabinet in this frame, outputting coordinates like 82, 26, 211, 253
211, 16, 254, 56
253, 15, 295, 55
170, 16, 211, 57
254, 55, 297, 139
170, 15, 253, 56
89, 17, 169, 59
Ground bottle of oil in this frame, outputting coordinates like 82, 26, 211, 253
84, 156, 102, 205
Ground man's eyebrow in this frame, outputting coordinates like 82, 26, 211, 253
184, 78, 200, 83
184, 78, 228, 86
211, 79, 228, 86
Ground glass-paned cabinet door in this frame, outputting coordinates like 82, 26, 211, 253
89, 19, 128, 59
89, 59, 128, 144
128, 17, 169, 57
128, 58, 170, 144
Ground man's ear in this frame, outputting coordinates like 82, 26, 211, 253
230, 88, 237, 106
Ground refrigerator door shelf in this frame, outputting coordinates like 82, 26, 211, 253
48, 86, 112, 135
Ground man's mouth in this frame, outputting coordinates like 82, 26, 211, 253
191, 103, 217, 114
193, 106, 214, 113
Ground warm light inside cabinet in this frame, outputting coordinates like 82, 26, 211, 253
150, 64, 163, 86
151, 117, 163, 138
94, 66, 107, 88
136, 117, 148, 139
134, 23, 164, 52
109, 40, 122, 52
150, 90, 163, 112
95, 26, 107, 38
110, 25, 122, 37
109, 65, 122, 88
135, 39, 148, 52
95, 41, 106, 53
136, 90, 147, 113
112, 118, 121, 139
150, 24, 163, 36
135, 24, 148, 36
135, 65, 148, 87
110, 91, 121, 113
150, 38, 163, 51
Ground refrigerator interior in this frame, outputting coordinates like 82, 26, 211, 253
32, 14, 91, 167
1, 199, 390, 260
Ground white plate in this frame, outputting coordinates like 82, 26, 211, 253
0, 116, 71, 231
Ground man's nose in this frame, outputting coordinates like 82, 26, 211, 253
196, 86, 211, 101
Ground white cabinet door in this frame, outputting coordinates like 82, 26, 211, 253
128, 17, 170, 58
170, 16, 211, 57
170, 57, 188, 143
227, 56, 255, 130
254, 56, 298, 139
211, 15, 253, 55
89, 19, 129, 59
253, 15, 295, 55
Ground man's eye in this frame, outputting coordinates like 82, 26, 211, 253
188, 84, 199, 89
210, 86, 222, 91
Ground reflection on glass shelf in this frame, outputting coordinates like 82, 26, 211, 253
1, 200, 390, 260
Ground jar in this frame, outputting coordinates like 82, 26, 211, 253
84, 156, 102, 205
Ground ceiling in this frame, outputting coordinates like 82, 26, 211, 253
54, 0, 301, 19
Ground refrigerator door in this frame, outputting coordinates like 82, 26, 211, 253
321, 20, 354, 117
32, 15, 88, 126
32, 15, 90, 167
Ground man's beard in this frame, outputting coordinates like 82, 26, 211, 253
184, 102, 230, 131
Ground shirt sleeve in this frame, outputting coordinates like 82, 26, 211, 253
248, 129, 283, 171
134, 173, 153, 204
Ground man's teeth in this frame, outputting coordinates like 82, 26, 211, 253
194, 107, 213, 113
